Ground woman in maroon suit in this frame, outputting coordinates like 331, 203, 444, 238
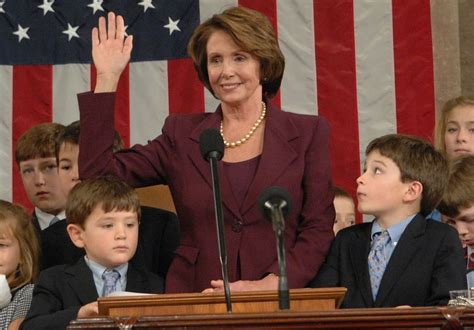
78, 6, 335, 293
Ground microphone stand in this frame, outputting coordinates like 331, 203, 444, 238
209, 155, 232, 312
266, 201, 290, 310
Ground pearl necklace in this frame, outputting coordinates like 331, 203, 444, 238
220, 102, 267, 148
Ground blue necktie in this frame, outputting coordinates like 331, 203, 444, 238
102, 269, 120, 297
368, 230, 390, 300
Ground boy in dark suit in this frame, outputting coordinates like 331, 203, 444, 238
439, 155, 474, 288
15, 123, 68, 267
21, 176, 164, 329
48, 120, 179, 277
311, 134, 466, 307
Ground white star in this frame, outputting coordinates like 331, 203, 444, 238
0, 1, 5, 14
138, 0, 155, 13
164, 17, 181, 35
63, 23, 80, 41
87, 0, 104, 14
13, 24, 30, 42
124, 25, 129, 37
38, 0, 55, 16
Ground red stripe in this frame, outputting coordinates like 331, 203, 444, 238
238, 0, 281, 108
12, 65, 53, 211
91, 65, 131, 147
392, 0, 435, 141
313, 0, 361, 223
167, 58, 204, 114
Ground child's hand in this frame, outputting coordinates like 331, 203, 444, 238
77, 301, 99, 318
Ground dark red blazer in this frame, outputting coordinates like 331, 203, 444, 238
78, 92, 335, 293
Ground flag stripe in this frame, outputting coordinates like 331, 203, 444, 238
239, 0, 281, 108
354, 0, 396, 222
130, 61, 169, 145
200, 0, 237, 20
52, 64, 89, 125
354, 0, 397, 161
0, 66, 12, 201
168, 58, 204, 114
277, 0, 317, 116
12, 65, 53, 210
392, 0, 435, 140
201, 0, 236, 113
313, 0, 361, 213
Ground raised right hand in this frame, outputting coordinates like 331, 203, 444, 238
92, 12, 133, 93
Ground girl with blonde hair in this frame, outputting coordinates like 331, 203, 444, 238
0, 200, 39, 329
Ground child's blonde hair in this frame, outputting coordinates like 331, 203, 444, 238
0, 200, 39, 290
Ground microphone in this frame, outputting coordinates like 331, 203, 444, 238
258, 186, 292, 310
199, 128, 224, 161
199, 128, 232, 312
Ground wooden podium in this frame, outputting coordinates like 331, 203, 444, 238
97, 287, 346, 317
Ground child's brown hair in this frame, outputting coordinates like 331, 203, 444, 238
366, 134, 448, 216
55, 121, 125, 164
15, 123, 64, 165
66, 176, 141, 228
438, 155, 474, 217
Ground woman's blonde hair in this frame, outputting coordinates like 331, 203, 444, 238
0, 200, 39, 290
434, 96, 474, 158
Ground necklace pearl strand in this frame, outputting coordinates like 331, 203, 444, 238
220, 102, 267, 148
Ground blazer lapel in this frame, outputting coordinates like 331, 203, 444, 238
187, 107, 242, 220
66, 258, 99, 304
350, 223, 374, 307
188, 106, 241, 222
187, 109, 221, 191
240, 104, 298, 215
375, 215, 425, 306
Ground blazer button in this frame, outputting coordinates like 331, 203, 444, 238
232, 220, 243, 233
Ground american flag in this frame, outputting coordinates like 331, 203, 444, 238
1, 0, 435, 223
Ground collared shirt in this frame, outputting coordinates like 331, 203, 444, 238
467, 271, 474, 289
35, 208, 66, 230
84, 256, 128, 297
467, 246, 474, 289
426, 208, 441, 222
371, 214, 416, 262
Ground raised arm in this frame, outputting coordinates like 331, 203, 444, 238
92, 12, 133, 93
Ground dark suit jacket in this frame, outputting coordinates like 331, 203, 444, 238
36, 207, 179, 278
310, 214, 466, 307
78, 92, 335, 293
21, 257, 163, 330
32, 212, 82, 271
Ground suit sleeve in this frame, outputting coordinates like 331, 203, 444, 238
267, 117, 335, 287
426, 226, 467, 306
20, 270, 81, 330
308, 232, 341, 288
77, 91, 174, 187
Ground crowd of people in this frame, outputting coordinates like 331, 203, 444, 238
0, 5, 472, 329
